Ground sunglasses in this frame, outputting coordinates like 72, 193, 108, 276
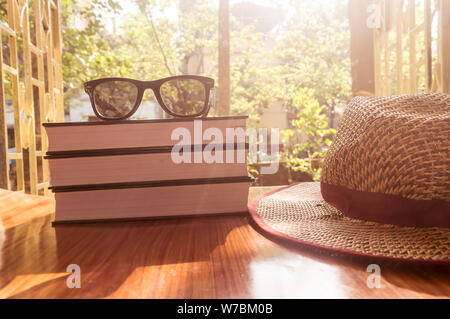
84, 75, 215, 120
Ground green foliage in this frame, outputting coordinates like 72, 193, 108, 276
61, 0, 351, 181
280, 88, 336, 182
62, 0, 131, 109
273, 0, 349, 181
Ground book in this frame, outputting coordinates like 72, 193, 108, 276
44, 116, 251, 223
44, 116, 247, 152
46, 146, 248, 187
52, 179, 251, 223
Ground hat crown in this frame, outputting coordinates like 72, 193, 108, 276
321, 93, 450, 201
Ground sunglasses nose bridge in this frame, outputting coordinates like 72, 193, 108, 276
139, 84, 159, 104
141, 81, 158, 94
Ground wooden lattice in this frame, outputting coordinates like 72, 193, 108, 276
0, 0, 64, 195
374, 0, 449, 96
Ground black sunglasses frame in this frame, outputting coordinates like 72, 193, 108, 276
84, 75, 215, 120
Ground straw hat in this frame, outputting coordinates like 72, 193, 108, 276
248, 93, 450, 264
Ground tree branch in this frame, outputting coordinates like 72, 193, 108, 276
145, 7, 174, 76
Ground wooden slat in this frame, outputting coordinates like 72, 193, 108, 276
374, 27, 382, 95
1, 0, 64, 193
51, 0, 66, 189
35, 0, 48, 195
31, 78, 45, 87
349, 0, 377, 96
36, 181, 48, 189
440, 0, 450, 93
396, 0, 404, 94
218, 0, 230, 115
7, 152, 22, 159
372, 0, 447, 95
424, 0, 432, 91
21, 4, 38, 195
0, 21, 16, 36
409, 22, 425, 34
412, 58, 425, 69
383, 1, 391, 96
29, 43, 43, 56
0, 34, 9, 189
15, 82, 25, 190
7, 0, 25, 191
408, 0, 417, 93
1, 64, 18, 76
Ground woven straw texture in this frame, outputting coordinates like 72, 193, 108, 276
255, 182, 450, 262
321, 93, 450, 201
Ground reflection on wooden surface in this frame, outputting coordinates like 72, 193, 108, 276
0, 188, 449, 298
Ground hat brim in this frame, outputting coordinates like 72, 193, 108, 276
248, 182, 450, 265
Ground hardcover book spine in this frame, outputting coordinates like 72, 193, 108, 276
47, 146, 248, 187
53, 181, 251, 223
44, 117, 247, 152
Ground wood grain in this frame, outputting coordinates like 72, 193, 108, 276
0, 188, 449, 299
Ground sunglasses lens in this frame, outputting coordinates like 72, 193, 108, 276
93, 81, 138, 119
160, 79, 206, 116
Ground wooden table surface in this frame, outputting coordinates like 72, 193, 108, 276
0, 187, 449, 299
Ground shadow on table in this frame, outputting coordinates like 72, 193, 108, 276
1, 213, 246, 298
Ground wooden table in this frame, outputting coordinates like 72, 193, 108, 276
0, 188, 449, 299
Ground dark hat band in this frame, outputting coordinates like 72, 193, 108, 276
320, 182, 450, 228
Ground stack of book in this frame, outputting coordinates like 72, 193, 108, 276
44, 116, 251, 224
